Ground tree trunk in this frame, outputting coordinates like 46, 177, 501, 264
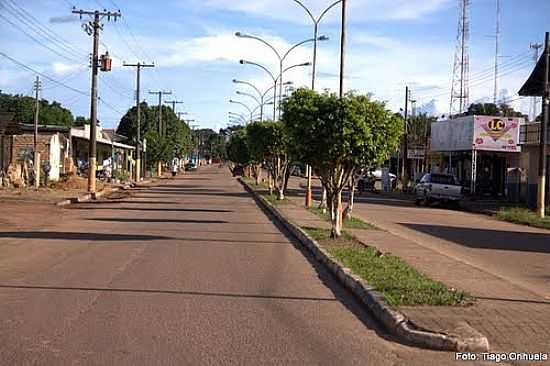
268, 174, 273, 195
320, 187, 328, 214
344, 177, 355, 219
331, 190, 343, 238
255, 165, 261, 185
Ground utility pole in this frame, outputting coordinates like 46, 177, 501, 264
530, 42, 543, 120
33, 76, 41, 189
537, 32, 549, 218
123, 62, 154, 182
401, 86, 409, 191
149, 91, 172, 136
164, 100, 184, 116
73, 8, 121, 194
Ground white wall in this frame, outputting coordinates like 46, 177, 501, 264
48, 134, 61, 181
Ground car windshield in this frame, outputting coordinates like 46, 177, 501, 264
430, 174, 456, 185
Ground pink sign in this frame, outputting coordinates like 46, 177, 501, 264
473, 116, 521, 152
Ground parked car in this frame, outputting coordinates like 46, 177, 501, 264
184, 162, 197, 172
415, 173, 463, 206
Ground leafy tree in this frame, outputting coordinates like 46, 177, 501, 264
226, 129, 250, 167
0, 92, 74, 126
117, 102, 192, 167
74, 116, 90, 126
283, 88, 403, 237
246, 121, 290, 197
465, 102, 527, 119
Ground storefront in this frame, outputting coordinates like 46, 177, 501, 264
430, 115, 523, 198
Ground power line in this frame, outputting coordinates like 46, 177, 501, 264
0, 51, 89, 96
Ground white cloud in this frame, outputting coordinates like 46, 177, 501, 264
52, 62, 83, 75
195, 0, 452, 24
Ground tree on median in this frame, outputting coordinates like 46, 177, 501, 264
246, 120, 290, 199
283, 88, 403, 237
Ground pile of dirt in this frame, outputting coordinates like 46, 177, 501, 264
50, 175, 104, 191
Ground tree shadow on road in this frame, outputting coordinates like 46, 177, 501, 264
88, 218, 229, 224
0, 232, 170, 241
244, 186, 417, 347
68, 207, 234, 213
401, 223, 550, 253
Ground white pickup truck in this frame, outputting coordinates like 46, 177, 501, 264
415, 173, 463, 206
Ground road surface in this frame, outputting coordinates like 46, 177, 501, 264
0, 166, 476, 365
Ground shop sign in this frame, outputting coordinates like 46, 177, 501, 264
473, 116, 521, 152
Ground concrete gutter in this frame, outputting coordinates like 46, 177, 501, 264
55, 177, 159, 207
238, 178, 489, 352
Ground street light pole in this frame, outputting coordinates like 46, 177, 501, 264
229, 99, 254, 123
236, 32, 327, 120
292, 0, 339, 208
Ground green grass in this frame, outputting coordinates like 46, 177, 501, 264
496, 207, 550, 230
301, 227, 472, 307
308, 207, 377, 230
261, 193, 290, 206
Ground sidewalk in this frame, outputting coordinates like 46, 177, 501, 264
276, 192, 550, 359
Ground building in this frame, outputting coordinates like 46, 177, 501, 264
430, 115, 523, 199
0, 113, 70, 182
519, 122, 550, 207
71, 125, 135, 178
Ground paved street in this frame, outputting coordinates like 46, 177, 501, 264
0, 166, 472, 365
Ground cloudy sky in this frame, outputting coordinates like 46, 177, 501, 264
0, 0, 548, 131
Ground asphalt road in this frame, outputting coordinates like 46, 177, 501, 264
0, 166, 478, 365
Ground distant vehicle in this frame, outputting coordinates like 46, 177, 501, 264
184, 162, 197, 172
357, 169, 397, 193
415, 173, 463, 206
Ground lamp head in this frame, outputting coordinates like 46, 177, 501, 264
239, 59, 245, 65
318, 35, 329, 41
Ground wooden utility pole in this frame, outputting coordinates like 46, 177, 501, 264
33, 76, 41, 188
149, 91, 172, 136
165, 100, 184, 115
72, 8, 121, 194
123, 62, 154, 181
537, 32, 549, 218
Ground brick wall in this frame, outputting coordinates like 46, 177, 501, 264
11, 134, 51, 162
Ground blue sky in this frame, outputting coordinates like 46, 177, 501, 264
0, 0, 548, 131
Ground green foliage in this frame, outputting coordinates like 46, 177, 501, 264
226, 129, 250, 165
144, 131, 172, 167
496, 207, 550, 230
117, 102, 192, 162
407, 113, 436, 147
308, 207, 378, 230
465, 102, 527, 119
0, 92, 74, 126
282, 89, 403, 176
193, 128, 226, 160
74, 116, 90, 126
282, 88, 403, 236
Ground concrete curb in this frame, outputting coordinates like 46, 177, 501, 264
238, 178, 489, 352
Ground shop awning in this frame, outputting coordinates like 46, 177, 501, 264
518, 47, 548, 97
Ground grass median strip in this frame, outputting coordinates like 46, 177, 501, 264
302, 226, 473, 307
496, 207, 550, 230
308, 207, 377, 230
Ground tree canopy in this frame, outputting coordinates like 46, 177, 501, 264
282, 88, 403, 236
117, 102, 192, 164
0, 92, 74, 126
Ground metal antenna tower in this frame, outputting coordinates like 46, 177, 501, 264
449, 0, 470, 117
529, 42, 543, 120
493, 0, 501, 104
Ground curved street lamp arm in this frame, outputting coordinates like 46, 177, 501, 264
229, 100, 253, 115
236, 33, 282, 61
292, 0, 316, 24
233, 79, 262, 99
318, 0, 342, 23
236, 91, 262, 106
282, 38, 315, 62
240, 60, 277, 83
